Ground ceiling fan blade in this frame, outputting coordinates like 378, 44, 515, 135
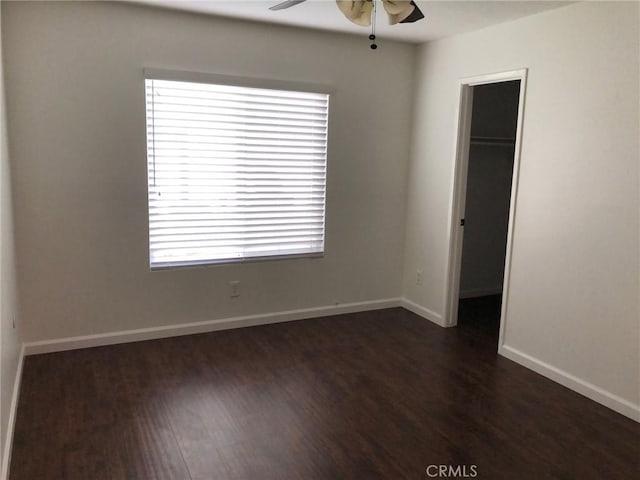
382, 1, 425, 25
399, 1, 424, 23
269, 0, 308, 11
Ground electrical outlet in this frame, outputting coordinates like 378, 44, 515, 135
229, 280, 240, 298
416, 270, 423, 286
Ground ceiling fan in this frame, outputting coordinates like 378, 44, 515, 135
269, 0, 425, 49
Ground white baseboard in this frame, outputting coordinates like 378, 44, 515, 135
459, 286, 502, 299
2, 344, 25, 480
23, 298, 403, 356
400, 298, 448, 327
23, 297, 452, 357
499, 344, 640, 422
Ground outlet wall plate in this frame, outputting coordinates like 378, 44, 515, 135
229, 281, 240, 298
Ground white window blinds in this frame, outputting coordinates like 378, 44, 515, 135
145, 78, 329, 268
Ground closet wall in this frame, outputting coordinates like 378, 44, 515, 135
459, 81, 519, 298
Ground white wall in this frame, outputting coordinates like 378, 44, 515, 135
1, 1, 414, 342
0, 4, 22, 474
403, 1, 639, 417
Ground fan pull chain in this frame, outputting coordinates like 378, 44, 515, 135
369, 0, 377, 49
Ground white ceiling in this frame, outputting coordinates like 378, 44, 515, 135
134, 0, 572, 43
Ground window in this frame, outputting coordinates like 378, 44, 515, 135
145, 73, 329, 269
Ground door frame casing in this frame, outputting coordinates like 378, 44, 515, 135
442, 69, 528, 350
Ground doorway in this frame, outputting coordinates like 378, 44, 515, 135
444, 69, 527, 351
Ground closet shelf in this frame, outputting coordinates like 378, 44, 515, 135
470, 136, 515, 146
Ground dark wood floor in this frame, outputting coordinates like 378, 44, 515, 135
10, 299, 640, 479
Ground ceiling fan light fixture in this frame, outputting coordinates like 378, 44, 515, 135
336, 0, 373, 27
337, 0, 423, 26
268, 0, 424, 48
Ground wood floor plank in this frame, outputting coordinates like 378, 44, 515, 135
9, 302, 640, 479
